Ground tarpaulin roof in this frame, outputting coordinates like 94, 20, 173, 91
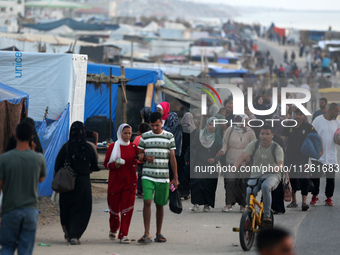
22, 18, 119, 31
208, 68, 248, 78
0, 82, 29, 110
25, 0, 90, 9
87, 63, 164, 86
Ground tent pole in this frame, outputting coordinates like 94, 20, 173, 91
110, 67, 112, 140
121, 66, 127, 123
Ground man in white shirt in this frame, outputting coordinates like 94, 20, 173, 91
310, 103, 340, 206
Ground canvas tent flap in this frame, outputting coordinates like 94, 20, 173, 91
0, 51, 87, 125
0, 100, 26, 154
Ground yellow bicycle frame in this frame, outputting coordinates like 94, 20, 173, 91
247, 194, 264, 231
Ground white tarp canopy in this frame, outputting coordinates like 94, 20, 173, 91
329, 47, 340, 52
0, 51, 87, 125
318, 40, 340, 49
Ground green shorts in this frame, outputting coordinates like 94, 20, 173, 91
142, 179, 169, 206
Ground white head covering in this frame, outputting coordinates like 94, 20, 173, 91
157, 104, 163, 110
109, 123, 131, 164
209, 105, 219, 117
234, 114, 249, 133
199, 117, 216, 148
180, 112, 196, 134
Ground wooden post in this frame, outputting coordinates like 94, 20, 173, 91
145, 83, 154, 107
109, 67, 113, 140
121, 66, 127, 123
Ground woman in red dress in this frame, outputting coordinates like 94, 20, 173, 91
104, 123, 138, 244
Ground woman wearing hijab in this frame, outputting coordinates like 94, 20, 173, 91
253, 96, 269, 121
104, 124, 139, 244
164, 112, 183, 182
216, 115, 256, 212
140, 107, 152, 124
178, 112, 197, 199
157, 102, 170, 126
190, 117, 221, 212
55, 121, 99, 245
6, 117, 43, 153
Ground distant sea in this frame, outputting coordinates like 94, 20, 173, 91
232, 10, 340, 31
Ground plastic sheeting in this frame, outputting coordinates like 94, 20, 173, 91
85, 63, 164, 138
84, 83, 118, 134
0, 51, 87, 125
37, 105, 70, 197
87, 63, 164, 86
0, 82, 29, 110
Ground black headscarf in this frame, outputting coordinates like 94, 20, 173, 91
254, 96, 269, 121
140, 107, 152, 123
68, 121, 87, 160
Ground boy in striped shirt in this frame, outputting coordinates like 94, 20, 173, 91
137, 111, 178, 243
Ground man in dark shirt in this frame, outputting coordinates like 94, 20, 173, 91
0, 122, 46, 254
281, 108, 322, 211
312, 98, 327, 121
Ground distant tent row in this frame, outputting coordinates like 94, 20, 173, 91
22, 18, 119, 31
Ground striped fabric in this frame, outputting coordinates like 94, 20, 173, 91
138, 130, 176, 183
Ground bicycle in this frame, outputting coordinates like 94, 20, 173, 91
233, 178, 274, 251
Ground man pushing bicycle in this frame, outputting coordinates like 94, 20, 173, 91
234, 124, 284, 224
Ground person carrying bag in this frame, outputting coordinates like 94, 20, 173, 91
52, 145, 75, 193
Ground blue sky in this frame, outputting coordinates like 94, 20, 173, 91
189, 0, 340, 11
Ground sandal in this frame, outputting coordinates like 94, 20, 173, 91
154, 234, 167, 243
287, 201, 298, 208
222, 205, 233, 212
138, 234, 152, 244
120, 236, 130, 244
109, 231, 117, 240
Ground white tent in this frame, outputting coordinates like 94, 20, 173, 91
0, 51, 87, 125
142, 21, 159, 33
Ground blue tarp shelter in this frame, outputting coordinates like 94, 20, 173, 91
36, 105, 69, 197
0, 82, 29, 110
208, 68, 248, 78
85, 63, 164, 139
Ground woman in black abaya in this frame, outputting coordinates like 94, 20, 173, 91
55, 121, 99, 245
190, 117, 221, 212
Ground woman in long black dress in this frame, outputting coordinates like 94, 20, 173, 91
178, 112, 197, 199
55, 121, 99, 245
190, 117, 221, 212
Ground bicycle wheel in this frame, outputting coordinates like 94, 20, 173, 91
239, 209, 256, 251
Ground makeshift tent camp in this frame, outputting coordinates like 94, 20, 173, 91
0, 83, 28, 154
0, 51, 87, 126
85, 63, 164, 139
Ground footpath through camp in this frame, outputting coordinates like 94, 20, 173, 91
33, 150, 340, 255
